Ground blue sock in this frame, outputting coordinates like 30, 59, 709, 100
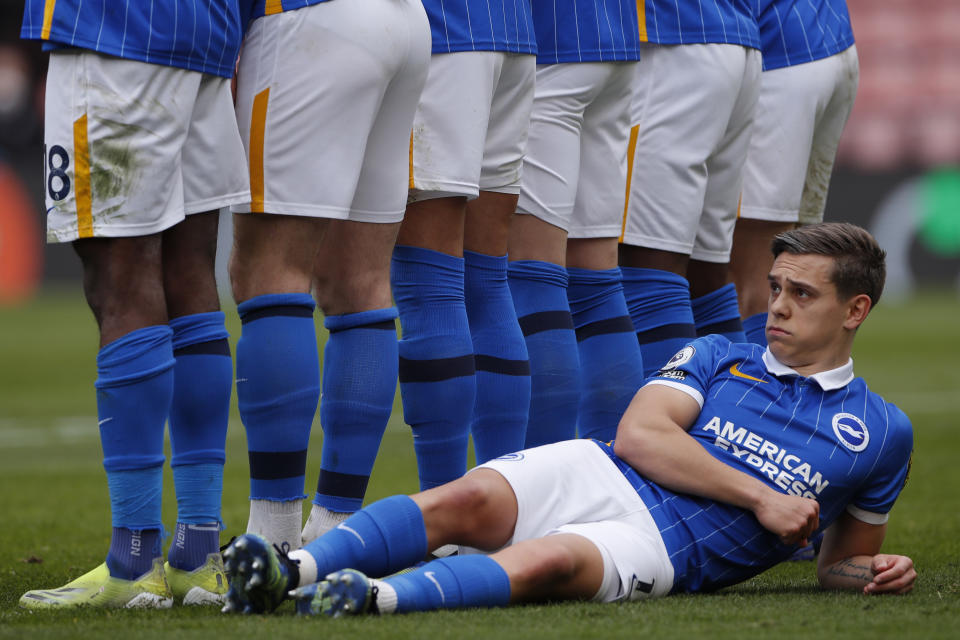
167, 312, 231, 570
508, 260, 580, 448
236, 293, 319, 501
385, 555, 511, 613
302, 495, 427, 578
743, 312, 768, 346
96, 325, 174, 579
464, 251, 530, 464
692, 283, 746, 342
167, 522, 220, 572
106, 527, 163, 580
392, 246, 476, 490
620, 267, 697, 377
567, 267, 645, 442
314, 308, 399, 513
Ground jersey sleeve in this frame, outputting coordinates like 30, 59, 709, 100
848, 403, 914, 522
643, 335, 731, 409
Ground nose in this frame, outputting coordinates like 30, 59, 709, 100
769, 292, 788, 318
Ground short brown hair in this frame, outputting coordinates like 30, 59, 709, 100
772, 222, 886, 307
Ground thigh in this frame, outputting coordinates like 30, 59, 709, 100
622, 44, 747, 254
45, 50, 199, 243
409, 52, 499, 199
694, 47, 762, 264
479, 53, 536, 193
350, 0, 431, 223
473, 440, 646, 546
234, 0, 415, 219
798, 45, 858, 225
570, 61, 635, 239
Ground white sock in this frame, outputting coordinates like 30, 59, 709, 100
301, 504, 352, 546
287, 549, 317, 588
246, 499, 303, 550
371, 579, 396, 614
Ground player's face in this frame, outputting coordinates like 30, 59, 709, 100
765, 253, 860, 375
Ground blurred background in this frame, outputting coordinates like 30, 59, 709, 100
0, 0, 958, 305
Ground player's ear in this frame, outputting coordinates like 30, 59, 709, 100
843, 293, 872, 330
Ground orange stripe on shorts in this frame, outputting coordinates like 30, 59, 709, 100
250, 88, 270, 213
619, 124, 640, 243
73, 114, 93, 239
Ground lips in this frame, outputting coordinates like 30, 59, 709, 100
767, 325, 790, 337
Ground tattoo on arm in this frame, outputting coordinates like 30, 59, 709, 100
827, 559, 873, 584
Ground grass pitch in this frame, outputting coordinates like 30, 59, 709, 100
1, 288, 959, 639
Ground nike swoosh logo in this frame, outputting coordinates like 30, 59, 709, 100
729, 363, 767, 383
424, 571, 445, 603
336, 523, 366, 547
97, 417, 114, 426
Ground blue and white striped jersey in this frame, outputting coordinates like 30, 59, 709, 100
20, 0, 248, 78
532, 0, 641, 63
422, 0, 537, 55
757, 0, 854, 71
599, 334, 912, 593
637, 0, 760, 49
247, 0, 330, 20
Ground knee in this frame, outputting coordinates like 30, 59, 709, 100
416, 471, 516, 546
313, 269, 392, 316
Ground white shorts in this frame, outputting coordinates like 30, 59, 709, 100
470, 439, 674, 602
44, 50, 249, 243
517, 62, 636, 238
408, 51, 536, 201
233, 0, 430, 222
740, 46, 859, 225
621, 43, 762, 262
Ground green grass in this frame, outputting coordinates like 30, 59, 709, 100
1, 288, 959, 638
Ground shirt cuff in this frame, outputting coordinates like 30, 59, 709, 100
846, 504, 889, 525
643, 379, 704, 409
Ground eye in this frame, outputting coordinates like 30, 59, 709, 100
769, 282, 781, 294
796, 288, 809, 298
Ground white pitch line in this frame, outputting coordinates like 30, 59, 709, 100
0, 390, 955, 448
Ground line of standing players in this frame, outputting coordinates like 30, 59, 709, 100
19, 0, 859, 609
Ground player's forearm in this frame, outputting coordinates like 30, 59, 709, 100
613, 414, 769, 512
818, 555, 876, 591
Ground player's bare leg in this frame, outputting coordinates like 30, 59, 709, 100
686, 258, 729, 299
398, 196, 467, 256
566, 237, 617, 271
393, 196, 477, 494
618, 244, 688, 276
508, 213, 567, 265
230, 213, 329, 550
491, 534, 605, 603
230, 213, 327, 302
160, 211, 232, 604
565, 237, 644, 440
464, 190, 518, 257
162, 212, 221, 317
301, 219, 402, 543
75, 235, 167, 347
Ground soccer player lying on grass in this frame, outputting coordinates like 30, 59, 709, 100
222, 222, 916, 616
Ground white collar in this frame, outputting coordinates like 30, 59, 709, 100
762, 348, 855, 391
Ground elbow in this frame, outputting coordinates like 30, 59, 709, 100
613, 424, 654, 470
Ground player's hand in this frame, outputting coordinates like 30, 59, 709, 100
864, 554, 916, 595
753, 490, 819, 546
